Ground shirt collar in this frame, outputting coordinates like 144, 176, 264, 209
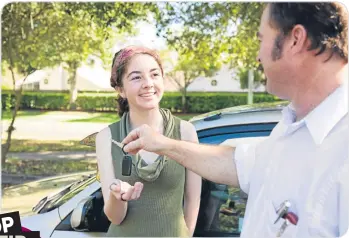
305, 81, 348, 145
280, 81, 348, 145
279, 104, 306, 137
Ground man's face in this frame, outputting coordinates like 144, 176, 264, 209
256, 5, 295, 99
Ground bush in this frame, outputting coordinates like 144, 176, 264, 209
1, 90, 281, 113
75, 94, 117, 112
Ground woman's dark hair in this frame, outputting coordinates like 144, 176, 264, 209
110, 46, 164, 116
268, 3, 348, 62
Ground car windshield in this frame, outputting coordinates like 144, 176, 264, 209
35, 173, 97, 214
2, 171, 97, 217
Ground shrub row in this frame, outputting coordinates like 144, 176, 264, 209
1, 91, 281, 113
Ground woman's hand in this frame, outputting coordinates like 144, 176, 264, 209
109, 179, 144, 202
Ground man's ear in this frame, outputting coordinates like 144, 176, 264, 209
289, 24, 308, 54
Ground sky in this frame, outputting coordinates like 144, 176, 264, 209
111, 18, 180, 73
112, 20, 168, 53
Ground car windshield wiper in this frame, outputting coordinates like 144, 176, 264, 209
32, 174, 94, 213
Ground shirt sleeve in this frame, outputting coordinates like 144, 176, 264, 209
234, 142, 257, 194
339, 166, 349, 237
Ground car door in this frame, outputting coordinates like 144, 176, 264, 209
193, 122, 276, 237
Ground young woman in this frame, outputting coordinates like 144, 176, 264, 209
96, 45, 201, 237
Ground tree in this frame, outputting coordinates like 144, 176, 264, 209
237, 68, 266, 90
55, 2, 158, 107
162, 42, 223, 112
1, 2, 158, 162
1, 2, 64, 164
155, 2, 266, 89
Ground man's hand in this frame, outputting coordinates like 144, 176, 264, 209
122, 123, 239, 187
122, 124, 167, 154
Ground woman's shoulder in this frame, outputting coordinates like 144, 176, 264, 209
179, 120, 198, 141
179, 119, 195, 130
96, 126, 112, 143
96, 120, 123, 143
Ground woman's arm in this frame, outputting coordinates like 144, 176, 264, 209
181, 121, 202, 236
96, 127, 128, 225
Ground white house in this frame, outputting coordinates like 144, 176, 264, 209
14, 59, 265, 93
15, 56, 114, 92
186, 65, 265, 92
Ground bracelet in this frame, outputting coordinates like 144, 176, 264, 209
120, 193, 127, 202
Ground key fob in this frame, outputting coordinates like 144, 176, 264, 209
122, 155, 132, 176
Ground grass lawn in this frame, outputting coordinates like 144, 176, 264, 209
2, 110, 200, 123
65, 112, 199, 123
1, 110, 48, 120
65, 112, 119, 123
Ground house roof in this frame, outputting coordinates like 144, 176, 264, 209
76, 65, 111, 89
15, 70, 48, 86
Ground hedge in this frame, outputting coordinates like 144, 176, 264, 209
1, 91, 281, 113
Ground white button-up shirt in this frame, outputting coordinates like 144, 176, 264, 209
235, 82, 348, 238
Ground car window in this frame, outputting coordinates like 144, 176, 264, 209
198, 123, 276, 145
194, 124, 274, 237
196, 181, 247, 236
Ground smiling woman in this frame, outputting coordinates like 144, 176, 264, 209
95, 45, 202, 237
110, 46, 165, 117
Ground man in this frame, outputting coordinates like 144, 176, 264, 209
122, 3, 348, 237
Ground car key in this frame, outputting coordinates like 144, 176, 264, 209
112, 139, 132, 176
122, 154, 132, 176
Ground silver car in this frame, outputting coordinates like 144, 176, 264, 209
2, 102, 287, 238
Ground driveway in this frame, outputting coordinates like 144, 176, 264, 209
1, 111, 110, 140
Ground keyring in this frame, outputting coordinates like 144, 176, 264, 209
109, 182, 117, 191
122, 144, 127, 155
120, 193, 127, 202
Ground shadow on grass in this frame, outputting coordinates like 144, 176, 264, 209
3, 158, 97, 176
8, 139, 95, 152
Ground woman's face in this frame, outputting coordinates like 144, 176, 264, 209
118, 54, 164, 112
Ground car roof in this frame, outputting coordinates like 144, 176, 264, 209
190, 101, 288, 131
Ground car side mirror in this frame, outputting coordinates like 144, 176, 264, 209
70, 196, 94, 231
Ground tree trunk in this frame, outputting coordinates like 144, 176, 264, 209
2, 70, 33, 164
68, 62, 78, 109
2, 25, 35, 164
2, 89, 22, 164
181, 87, 188, 113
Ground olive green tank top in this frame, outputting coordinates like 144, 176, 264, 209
106, 110, 189, 237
